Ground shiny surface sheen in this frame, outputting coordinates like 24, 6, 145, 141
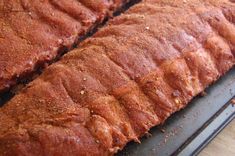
0, 0, 235, 155
0, 0, 129, 92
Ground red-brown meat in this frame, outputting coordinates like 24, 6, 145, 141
0, 0, 130, 92
0, 0, 235, 155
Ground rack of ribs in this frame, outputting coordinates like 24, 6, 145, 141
0, 0, 131, 92
0, 0, 234, 155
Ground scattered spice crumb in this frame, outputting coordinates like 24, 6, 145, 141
160, 128, 166, 133
174, 98, 181, 104
145, 132, 152, 138
231, 98, 235, 106
83, 78, 87, 81
145, 26, 150, 30
80, 90, 85, 95
200, 91, 207, 97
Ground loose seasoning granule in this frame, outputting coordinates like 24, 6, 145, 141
174, 98, 181, 104
200, 91, 207, 97
145, 132, 152, 138
160, 128, 166, 133
145, 26, 150, 30
80, 90, 85, 95
231, 99, 235, 106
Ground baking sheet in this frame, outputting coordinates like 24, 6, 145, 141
117, 68, 235, 156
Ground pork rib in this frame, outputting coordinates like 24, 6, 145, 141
0, 0, 131, 92
0, 0, 235, 155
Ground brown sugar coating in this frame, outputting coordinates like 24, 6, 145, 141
0, 0, 130, 92
0, 0, 235, 155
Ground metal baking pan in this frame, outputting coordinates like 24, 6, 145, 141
117, 68, 235, 156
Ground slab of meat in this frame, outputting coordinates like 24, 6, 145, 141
0, 0, 235, 155
0, 0, 131, 92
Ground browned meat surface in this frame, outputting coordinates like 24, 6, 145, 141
0, 0, 130, 92
0, 0, 235, 155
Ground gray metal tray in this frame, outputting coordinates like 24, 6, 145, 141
117, 68, 235, 156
